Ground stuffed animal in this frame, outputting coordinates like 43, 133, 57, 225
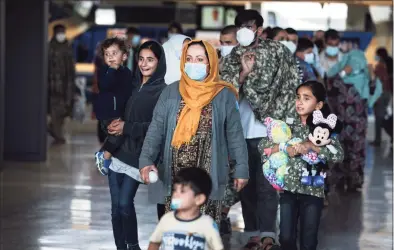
262, 117, 302, 190
300, 110, 341, 187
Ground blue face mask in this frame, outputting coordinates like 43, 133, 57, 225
375, 55, 380, 62
325, 46, 339, 57
184, 63, 208, 81
131, 35, 141, 47
170, 198, 182, 210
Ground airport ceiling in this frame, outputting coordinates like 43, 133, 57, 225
98, 0, 393, 6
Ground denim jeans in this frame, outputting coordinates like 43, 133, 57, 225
240, 138, 278, 240
279, 191, 324, 250
108, 169, 140, 249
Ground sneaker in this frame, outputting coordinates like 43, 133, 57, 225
94, 151, 110, 176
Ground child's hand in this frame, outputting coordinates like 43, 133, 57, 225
294, 141, 314, 155
286, 146, 297, 157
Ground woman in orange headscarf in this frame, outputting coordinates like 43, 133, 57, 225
139, 40, 249, 223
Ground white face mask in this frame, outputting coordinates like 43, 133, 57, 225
304, 53, 315, 64
220, 45, 236, 57
236, 28, 256, 47
280, 41, 297, 54
55, 33, 66, 43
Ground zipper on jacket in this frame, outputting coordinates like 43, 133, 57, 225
113, 96, 116, 110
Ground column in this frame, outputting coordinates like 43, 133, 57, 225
0, 0, 5, 165
4, 1, 49, 161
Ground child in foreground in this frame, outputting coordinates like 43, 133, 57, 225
94, 37, 133, 175
258, 81, 344, 250
148, 167, 224, 250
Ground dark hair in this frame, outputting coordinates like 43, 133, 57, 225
127, 27, 140, 35
267, 27, 284, 40
235, 10, 264, 28
220, 25, 237, 35
138, 41, 162, 60
53, 24, 65, 33
297, 81, 332, 117
376, 47, 393, 75
263, 27, 272, 34
173, 167, 212, 200
314, 39, 325, 53
324, 29, 340, 41
188, 41, 209, 61
99, 37, 128, 58
296, 38, 314, 52
168, 21, 184, 34
285, 28, 297, 35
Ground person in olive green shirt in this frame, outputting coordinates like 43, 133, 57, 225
258, 81, 344, 250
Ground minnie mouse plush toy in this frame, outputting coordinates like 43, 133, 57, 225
301, 110, 342, 187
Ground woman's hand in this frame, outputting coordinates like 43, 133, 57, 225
234, 178, 248, 192
108, 119, 124, 136
140, 165, 158, 184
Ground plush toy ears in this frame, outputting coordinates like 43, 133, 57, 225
264, 117, 274, 126
312, 110, 337, 129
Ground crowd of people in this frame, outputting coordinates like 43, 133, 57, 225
47, 9, 393, 250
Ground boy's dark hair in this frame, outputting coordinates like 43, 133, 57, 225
235, 9, 264, 28
285, 28, 297, 35
267, 26, 283, 40
173, 167, 212, 200
324, 29, 340, 41
220, 25, 237, 35
99, 37, 128, 58
139, 41, 162, 60
168, 21, 184, 34
127, 27, 140, 35
53, 24, 65, 33
296, 38, 314, 52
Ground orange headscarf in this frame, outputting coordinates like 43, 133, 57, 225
171, 40, 239, 149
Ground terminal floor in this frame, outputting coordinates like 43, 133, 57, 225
1, 122, 392, 250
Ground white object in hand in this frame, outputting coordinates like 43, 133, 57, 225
149, 171, 158, 183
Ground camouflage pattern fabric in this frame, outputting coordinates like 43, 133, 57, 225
222, 160, 239, 208
221, 39, 300, 123
48, 39, 76, 140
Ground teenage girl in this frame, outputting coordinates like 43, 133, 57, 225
258, 81, 344, 250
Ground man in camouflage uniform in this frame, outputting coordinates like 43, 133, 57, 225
221, 10, 300, 249
48, 24, 75, 144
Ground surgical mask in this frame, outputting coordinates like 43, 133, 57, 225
55, 33, 66, 43
220, 45, 235, 57
131, 35, 141, 47
236, 28, 256, 47
375, 55, 380, 62
184, 63, 207, 81
280, 41, 297, 54
326, 46, 339, 57
304, 53, 315, 64
170, 198, 182, 210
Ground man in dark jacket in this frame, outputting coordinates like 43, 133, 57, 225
48, 24, 75, 145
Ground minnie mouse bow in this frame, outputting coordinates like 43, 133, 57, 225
312, 110, 337, 129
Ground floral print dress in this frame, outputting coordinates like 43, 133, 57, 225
165, 100, 222, 224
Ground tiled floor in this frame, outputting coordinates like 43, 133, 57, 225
0, 121, 392, 250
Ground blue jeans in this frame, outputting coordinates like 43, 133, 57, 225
108, 169, 140, 249
279, 191, 324, 250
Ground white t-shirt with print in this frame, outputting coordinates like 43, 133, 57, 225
150, 211, 223, 250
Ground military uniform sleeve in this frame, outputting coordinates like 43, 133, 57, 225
221, 49, 242, 90
258, 137, 276, 163
319, 136, 344, 164
205, 218, 224, 250
242, 43, 300, 122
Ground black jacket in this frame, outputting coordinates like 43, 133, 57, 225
94, 65, 133, 120
113, 41, 167, 168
